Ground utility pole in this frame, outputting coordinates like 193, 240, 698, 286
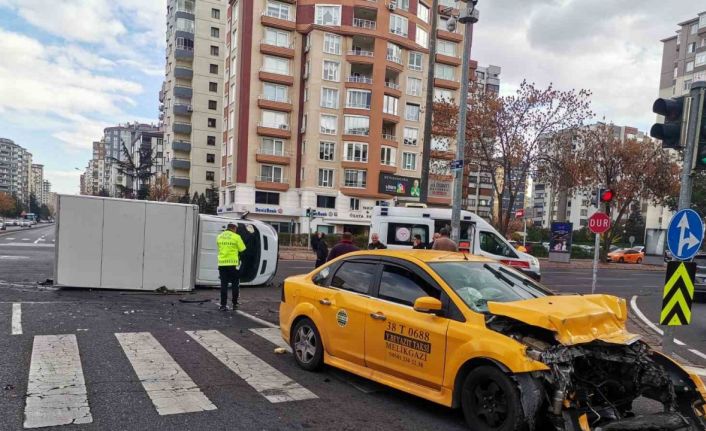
419, 0, 441, 204
450, 2, 479, 243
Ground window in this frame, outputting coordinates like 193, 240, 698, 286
260, 165, 283, 182
210, 64, 218, 74
696, 53, 706, 66
350, 198, 360, 211
266, 1, 291, 20
345, 142, 369, 162
209, 82, 218, 92
320, 88, 339, 108
263, 82, 288, 102
381, 146, 395, 166
262, 110, 288, 129
330, 262, 375, 294
176, 37, 194, 51
318, 168, 335, 187
387, 43, 402, 63
691, 24, 698, 35
261, 138, 285, 155
322, 60, 340, 81
415, 28, 428, 48
207, 135, 216, 146
208, 100, 217, 110
684, 79, 692, 91
687, 61, 695, 73
389, 14, 408, 37
211, 8, 221, 19
320, 114, 338, 134
409, 52, 423, 71
315, 5, 341, 26
264, 28, 290, 47
317, 195, 336, 208
402, 152, 417, 170
417, 3, 430, 22
344, 115, 370, 135
688, 42, 696, 54
263, 55, 289, 74
323, 33, 342, 54
255, 191, 280, 205
437, 40, 457, 57
701, 14, 706, 28
208, 118, 216, 128
434, 88, 454, 101
206, 171, 215, 181
383, 95, 399, 115
301, 113, 307, 131
479, 231, 518, 258
176, 0, 195, 13
346, 89, 371, 109
405, 103, 420, 121
403, 127, 418, 145
379, 265, 439, 306
207, 153, 215, 163
407, 77, 422, 96
176, 17, 194, 33
344, 169, 367, 188
211, 27, 220, 38
435, 63, 455, 81
319, 141, 335, 160
210, 45, 219, 56
386, 223, 429, 246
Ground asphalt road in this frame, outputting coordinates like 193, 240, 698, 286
1, 244, 704, 430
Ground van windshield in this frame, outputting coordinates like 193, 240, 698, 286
429, 262, 552, 313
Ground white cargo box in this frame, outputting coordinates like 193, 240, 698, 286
54, 195, 198, 291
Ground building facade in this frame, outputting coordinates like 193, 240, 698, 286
31, 164, 44, 204
42, 180, 51, 205
658, 11, 706, 99
0, 138, 33, 206
219, 0, 468, 234
473, 64, 500, 94
161, 0, 226, 199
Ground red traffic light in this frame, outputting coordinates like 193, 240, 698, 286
600, 189, 614, 203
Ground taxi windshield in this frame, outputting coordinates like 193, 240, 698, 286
429, 262, 552, 313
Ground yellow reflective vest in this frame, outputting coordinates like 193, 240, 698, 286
217, 230, 246, 267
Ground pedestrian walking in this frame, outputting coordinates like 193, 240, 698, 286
315, 233, 329, 268
412, 234, 425, 249
311, 231, 321, 252
216, 223, 247, 311
431, 228, 458, 252
327, 232, 360, 261
367, 233, 387, 250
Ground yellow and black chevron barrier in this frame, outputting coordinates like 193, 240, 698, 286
660, 261, 697, 326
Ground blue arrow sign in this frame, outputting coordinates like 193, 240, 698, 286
667, 209, 704, 261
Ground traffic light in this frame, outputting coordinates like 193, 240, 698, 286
651, 96, 686, 149
305, 208, 312, 217
600, 189, 614, 204
694, 95, 706, 170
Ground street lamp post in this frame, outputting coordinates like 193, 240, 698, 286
450, 2, 479, 243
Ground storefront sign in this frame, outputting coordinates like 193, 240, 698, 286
379, 173, 421, 198
428, 179, 451, 199
254, 207, 284, 215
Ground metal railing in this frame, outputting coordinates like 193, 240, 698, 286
262, 10, 294, 21
256, 175, 288, 183
260, 39, 295, 49
257, 147, 289, 156
347, 76, 373, 84
382, 133, 396, 140
347, 49, 374, 57
258, 94, 291, 104
386, 55, 402, 64
353, 18, 377, 30
384, 81, 400, 90
258, 122, 290, 130
390, 28, 407, 37
344, 129, 370, 136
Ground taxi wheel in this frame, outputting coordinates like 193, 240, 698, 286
619, 257, 625, 263
461, 366, 525, 431
636, 258, 642, 264
291, 318, 323, 371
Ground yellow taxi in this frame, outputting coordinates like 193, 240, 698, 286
280, 250, 706, 430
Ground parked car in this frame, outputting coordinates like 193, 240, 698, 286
692, 254, 706, 301
19, 220, 31, 228
607, 248, 644, 264
631, 246, 645, 253
0, 221, 5, 231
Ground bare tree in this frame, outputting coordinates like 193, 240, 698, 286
148, 176, 171, 202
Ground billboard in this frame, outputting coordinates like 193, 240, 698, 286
378, 173, 421, 198
549, 221, 573, 253
428, 179, 452, 199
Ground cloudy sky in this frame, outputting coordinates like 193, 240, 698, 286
0, 0, 700, 194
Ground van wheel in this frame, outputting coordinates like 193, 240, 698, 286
462, 366, 525, 431
291, 318, 323, 371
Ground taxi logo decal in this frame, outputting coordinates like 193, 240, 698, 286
336, 309, 348, 327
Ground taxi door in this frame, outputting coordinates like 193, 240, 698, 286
365, 262, 449, 388
318, 259, 379, 367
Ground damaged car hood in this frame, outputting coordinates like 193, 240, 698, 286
487, 294, 640, 346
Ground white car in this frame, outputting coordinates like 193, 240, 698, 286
19, 220, 31, 227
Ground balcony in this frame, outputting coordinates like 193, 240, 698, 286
173, 122, 192, 135
169, 176, 191, 189
434, 77, 461, 90
175, 45, 194, 60
173, 103, 193, 116
384, 80, 402, 97
174, 65, 193, 79
347, 75, 373, 84
255, 176, 289, 191
170, 158, 191, 170
258, 68, 295, 86
256, 148, 291, 165
257, 95, 293, 112
257, 123, 291, 139
353, 18, 376, 30
386, 54, 402, 64
346, 48, 375, 64
437, 29, 464, 43
259, 39, 295, 58
261, 11, 296, 31
172, 140, 191, 153
174, 85, 193, 98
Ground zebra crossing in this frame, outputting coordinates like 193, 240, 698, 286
12, 325, 316, 429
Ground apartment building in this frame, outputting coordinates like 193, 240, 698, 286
161, 0, 226, 200
0, 138, 33, 205
219, 0, 467, 234
82, 141, 110, 196
31, 164, 44, 203
473, 64, 500, 94
42, 180, 51, 206
658, 11, 706, 99
128, 130, 166, 191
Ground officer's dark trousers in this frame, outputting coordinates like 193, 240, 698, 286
218, 266, 240, 306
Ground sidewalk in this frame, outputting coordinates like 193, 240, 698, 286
278, 246, 315, 261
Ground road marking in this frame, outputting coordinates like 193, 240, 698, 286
689, 349, 706, 362
33, 237, 45, 244
250, 327, 291, 352
629, 296, 685, 345
11, 303, 22, 335
186, 330, 316, 403
4, 237, 14, 240
115, 332, 216, 415
0, 255, 30, 260
684, 366, 706, 377
21, 238, 30, 241
1, 243, 54, 248
24, 334, 93, 428
236, 310, 278, 329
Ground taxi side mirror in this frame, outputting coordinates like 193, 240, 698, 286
413, 297, 443, 314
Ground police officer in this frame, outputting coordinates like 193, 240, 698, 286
217, 223, 246, 311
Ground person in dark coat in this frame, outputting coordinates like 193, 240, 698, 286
367, 233, 387, 250
327, 232, 360, 261
412, 234, 425, 249
311, 231, 321, 252
315, 233, 329, 268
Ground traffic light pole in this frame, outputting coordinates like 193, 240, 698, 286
663, 81, 705, 355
